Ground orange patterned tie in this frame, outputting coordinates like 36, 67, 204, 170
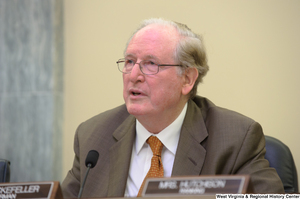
137, 136, 164, 196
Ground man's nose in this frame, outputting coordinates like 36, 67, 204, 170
129, 63, 145, 82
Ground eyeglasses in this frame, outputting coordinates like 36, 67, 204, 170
116, 58, 182, 75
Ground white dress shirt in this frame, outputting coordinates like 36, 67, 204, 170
124, 103, 188, 197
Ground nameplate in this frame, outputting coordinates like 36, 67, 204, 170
142, 175, 250, 197
0, 181, 62, 199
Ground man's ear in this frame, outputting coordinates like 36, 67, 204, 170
182, 67, 199, 95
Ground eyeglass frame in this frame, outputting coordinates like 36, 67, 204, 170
116, 58, 183, 75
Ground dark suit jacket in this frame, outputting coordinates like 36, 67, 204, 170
61, 96, 284, 198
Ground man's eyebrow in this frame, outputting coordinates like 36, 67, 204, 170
125, 54, 159, 61
124, 53, 135, 58
145, 55, 158, 60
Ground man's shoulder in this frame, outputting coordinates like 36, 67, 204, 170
192, 96, 263, 156
192, 95, 256, 125
78, 104, 131, 132
87, 104, 129, 121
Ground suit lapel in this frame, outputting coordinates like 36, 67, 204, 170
172, 100, 208, 176
106, 98, 209, 196
107, 115, 136, 197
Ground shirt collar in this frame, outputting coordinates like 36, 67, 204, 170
135, 102, 188, 155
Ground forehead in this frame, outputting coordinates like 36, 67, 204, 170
125, 24, 179, 61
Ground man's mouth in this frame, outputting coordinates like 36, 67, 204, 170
129, 88, 144, 97
132, 91, 141, 96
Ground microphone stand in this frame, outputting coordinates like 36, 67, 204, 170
78, 163, 92, 199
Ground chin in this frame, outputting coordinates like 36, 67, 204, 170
126, 104, 148, 116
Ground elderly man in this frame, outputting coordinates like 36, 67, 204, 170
61, 18, 284, 198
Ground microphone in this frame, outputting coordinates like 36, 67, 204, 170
78, 150, 99, 198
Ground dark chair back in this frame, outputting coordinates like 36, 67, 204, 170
265, 135, 298, 193
0, 159, 10, 182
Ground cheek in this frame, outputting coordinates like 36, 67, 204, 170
151, 78, 183, 103
122, 74, 128, 85
165, 75, 184, 93
122, 76, 129, 98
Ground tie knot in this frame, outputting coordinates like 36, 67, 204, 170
147, 136, 163, 156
